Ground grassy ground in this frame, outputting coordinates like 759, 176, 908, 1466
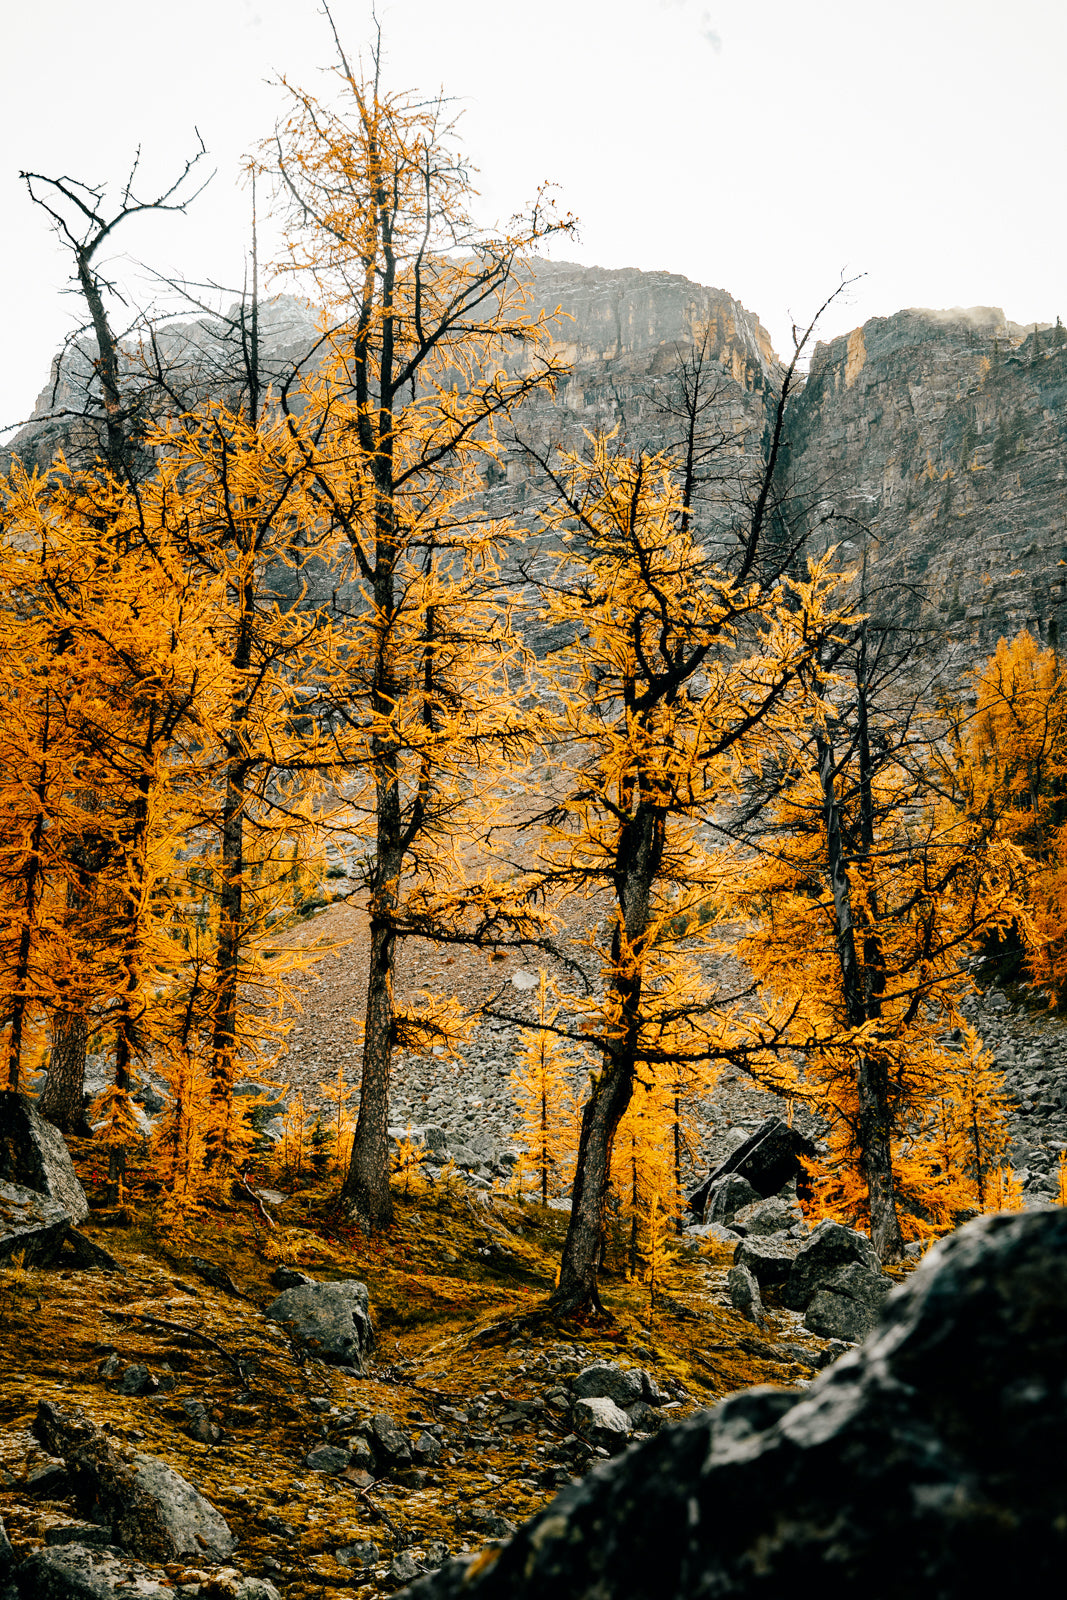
0, 1157, 833, 1599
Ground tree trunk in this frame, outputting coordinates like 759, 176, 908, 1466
549, 801, 661, 1318
816, 728, 863, 1026
209, 751, 248, 1097
39, 1010, 90, 1134
550, 1057, 635, 1318
816, 722, 905, 1262
858, 1053, 905, 1262
341, 893, 397, 1226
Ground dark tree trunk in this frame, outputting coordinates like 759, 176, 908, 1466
39, 1011, 90, 1134
550, 1058, 636, 1318
339, 224, 401, 1228
341, 874, 399, 1226
210, 580, 254, 1106
7, 725, 48, 1093
858, 1053, 905, 1262
816, 721, 904, 1264
549, 802, 661, 1319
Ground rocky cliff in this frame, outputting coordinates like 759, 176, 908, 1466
6, 265, 1064, 656
785, 307, 1067, 653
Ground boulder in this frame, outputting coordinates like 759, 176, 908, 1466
42, 1527, 110, 1549
0, 1094, 88, 1224
32, 1403, 234, 1563
732, 1234, 799, 1286
0, 1515, 14, 1582
469, 1512, 517, 1539
803, 1262, 892, 1341
731, 1195, 805, 1238
264, 1279, 373, 1370
394, 1210, 1067, 1600
689, 1116, 817, 1215
781, 1218, 883, 1311
366, 1411, 412, 1467
623, 1400, 658, 1433
181, 1400, 221, 1446
115, 1365, 156, 1398
0, 1179, 72, 1265
681, 1221, 740, 1246
337, 1541, 381, 1570
269, 1265, 315, 1290
572, 1397, 631, 1454
726, 1263, 765, 1324
390, 1554, 424, 1587
11, 1545, 177, 1598
572, 1363, 645, 1407
701, 1172, 760, 1225
26, 1460, 71, 1497
306, 1444, 351, 1474
412, 1430, 442, 1464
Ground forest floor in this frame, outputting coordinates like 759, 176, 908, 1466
0, 1152, 862, 1600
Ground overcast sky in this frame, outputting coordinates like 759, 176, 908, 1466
3, 0, 1064, 438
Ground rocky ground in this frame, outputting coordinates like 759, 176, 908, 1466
0, 1154, 854, 1600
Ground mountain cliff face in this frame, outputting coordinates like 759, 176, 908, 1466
6, 264, 1064, 657
477, 261, 781, 567
785, 307, 1067, 653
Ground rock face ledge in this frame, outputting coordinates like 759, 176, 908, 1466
400, 1209, 1067, 1600
0, 1094, 89, 1226
32, 1403, 234, 1564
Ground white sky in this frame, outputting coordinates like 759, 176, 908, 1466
3, 0, 1065, 438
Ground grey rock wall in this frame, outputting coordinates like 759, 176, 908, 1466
7, 266, 1063, 655
787, 307, 1067, 653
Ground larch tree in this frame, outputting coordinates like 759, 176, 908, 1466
954, 628, 1067, 1002
260, 13, 574, 1227
16, 144, 211, 1133
0, 458, 232, 1157
502, 430, 848, 1319
140, 393, 350, 1166
732, 615, 1028, 1259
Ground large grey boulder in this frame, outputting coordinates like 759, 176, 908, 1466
32, 1404, 234, 1563
264, 1279, 373, 1370
731, 1195, 805, 1238
0, 1094, 88, 1224
726, 1263, 765, 1324
11, 1545, 177, 1598
572, 1364, 644, 1407
781, 1218, 884, 1310
0, 1179, 72, 1265
366, 1411, 412, 1468
682, 1221, 741, 1246
689, 1116, 817, 1215
572, 1364, 667, 1408
732, 1234, 799, 1286
306, 1444, 352, 1474
701, 1172, 759, 1225
803, 1262, 892, 1341
572, 1397, 631, 1454
395, 1210, 1067, 1600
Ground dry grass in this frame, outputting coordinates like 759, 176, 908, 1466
0, 1156, 817, 1599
